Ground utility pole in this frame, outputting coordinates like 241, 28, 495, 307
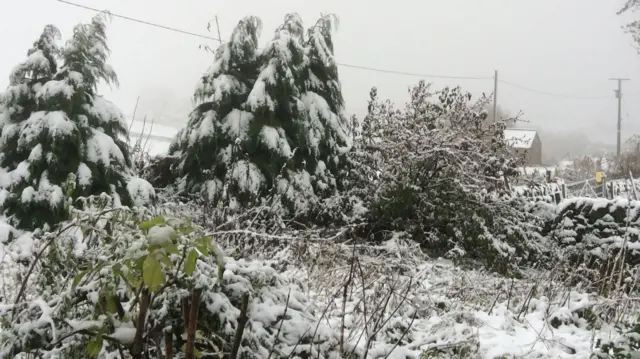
492, 70, 498, 123
609, 77, 630, 157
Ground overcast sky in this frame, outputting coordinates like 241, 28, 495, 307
1, 0, 639, 144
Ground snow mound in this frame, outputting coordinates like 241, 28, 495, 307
126, 176, 156, 207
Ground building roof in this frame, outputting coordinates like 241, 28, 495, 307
503, 129, 538, 149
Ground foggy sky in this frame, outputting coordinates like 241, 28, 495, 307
1, 0, 639, 145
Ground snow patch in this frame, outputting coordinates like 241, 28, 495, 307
86, 129, 126, 167
127, 177, 155, 207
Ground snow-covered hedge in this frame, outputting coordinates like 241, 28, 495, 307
550, 197, 640, 293
605, 178, 640, 198
511, 181, 565, 204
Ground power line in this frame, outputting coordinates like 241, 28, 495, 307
336, 63, 491, 80
498, 79, 609, 100
56, 0, 620, 99
57, 0, 223, 42
55, 0, 492, 81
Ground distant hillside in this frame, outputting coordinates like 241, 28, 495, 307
537, 128, 615, 164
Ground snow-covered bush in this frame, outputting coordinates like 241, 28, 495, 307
0, 194, 342, 359
139, 154, 178, 189
0, 15, 155, 230
170, 14, 351, 216
594, 318, 640, 358
511, 181, 566, 204
345, 82, 546, 275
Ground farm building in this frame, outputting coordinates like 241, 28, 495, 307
503, 129, 542, 166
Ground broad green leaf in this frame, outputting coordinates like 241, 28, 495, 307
72, 270, 88, 290
139, 216, 166, 231
195, 236, 211, 256
112, 263, 122, 277
135, 256, 145, 272
157, 252, 173, 268
164, 242, 180, 255
195, 349, 203, 358
179, 225, 194, 235
87, 334, 103, 358
105, 292, 118, 314
142, 256, 165, 292
126, 272, 141, 289
184, 249, 199, 276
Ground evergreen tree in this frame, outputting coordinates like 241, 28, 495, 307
242, 13, 314, 211
0, 14, 154, 230
0, 24, 61, 135
169, 16, 262, 204
298, 14, 352, 195
172, 14, 353, 214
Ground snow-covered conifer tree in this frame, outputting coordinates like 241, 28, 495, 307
299, 14, 352, 195
173, 14, 353, 213
0, 25, 61, 134
0, 14, 154, 230
169, 16, 262, 205
241, 13, 316, 211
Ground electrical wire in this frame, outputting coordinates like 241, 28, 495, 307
498, 79, 610, 100
56, 0, 623, 98
57, 0, 223, 42
55, 0, 493, 81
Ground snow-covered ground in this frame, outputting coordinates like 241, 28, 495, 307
0, 219, 629, 359
295, 259, 622, 358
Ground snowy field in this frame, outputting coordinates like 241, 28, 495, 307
289, 250, 625, 359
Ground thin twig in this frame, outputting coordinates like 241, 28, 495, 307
267, 289, 291, 359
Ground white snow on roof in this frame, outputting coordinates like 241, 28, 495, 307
503, 129, 537, 149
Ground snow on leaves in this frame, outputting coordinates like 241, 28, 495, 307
0, 202, 342, 359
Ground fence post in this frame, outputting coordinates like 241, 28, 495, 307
602, 177, 607, 198
561, 183, 566, 199
609, 182, 614, 199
